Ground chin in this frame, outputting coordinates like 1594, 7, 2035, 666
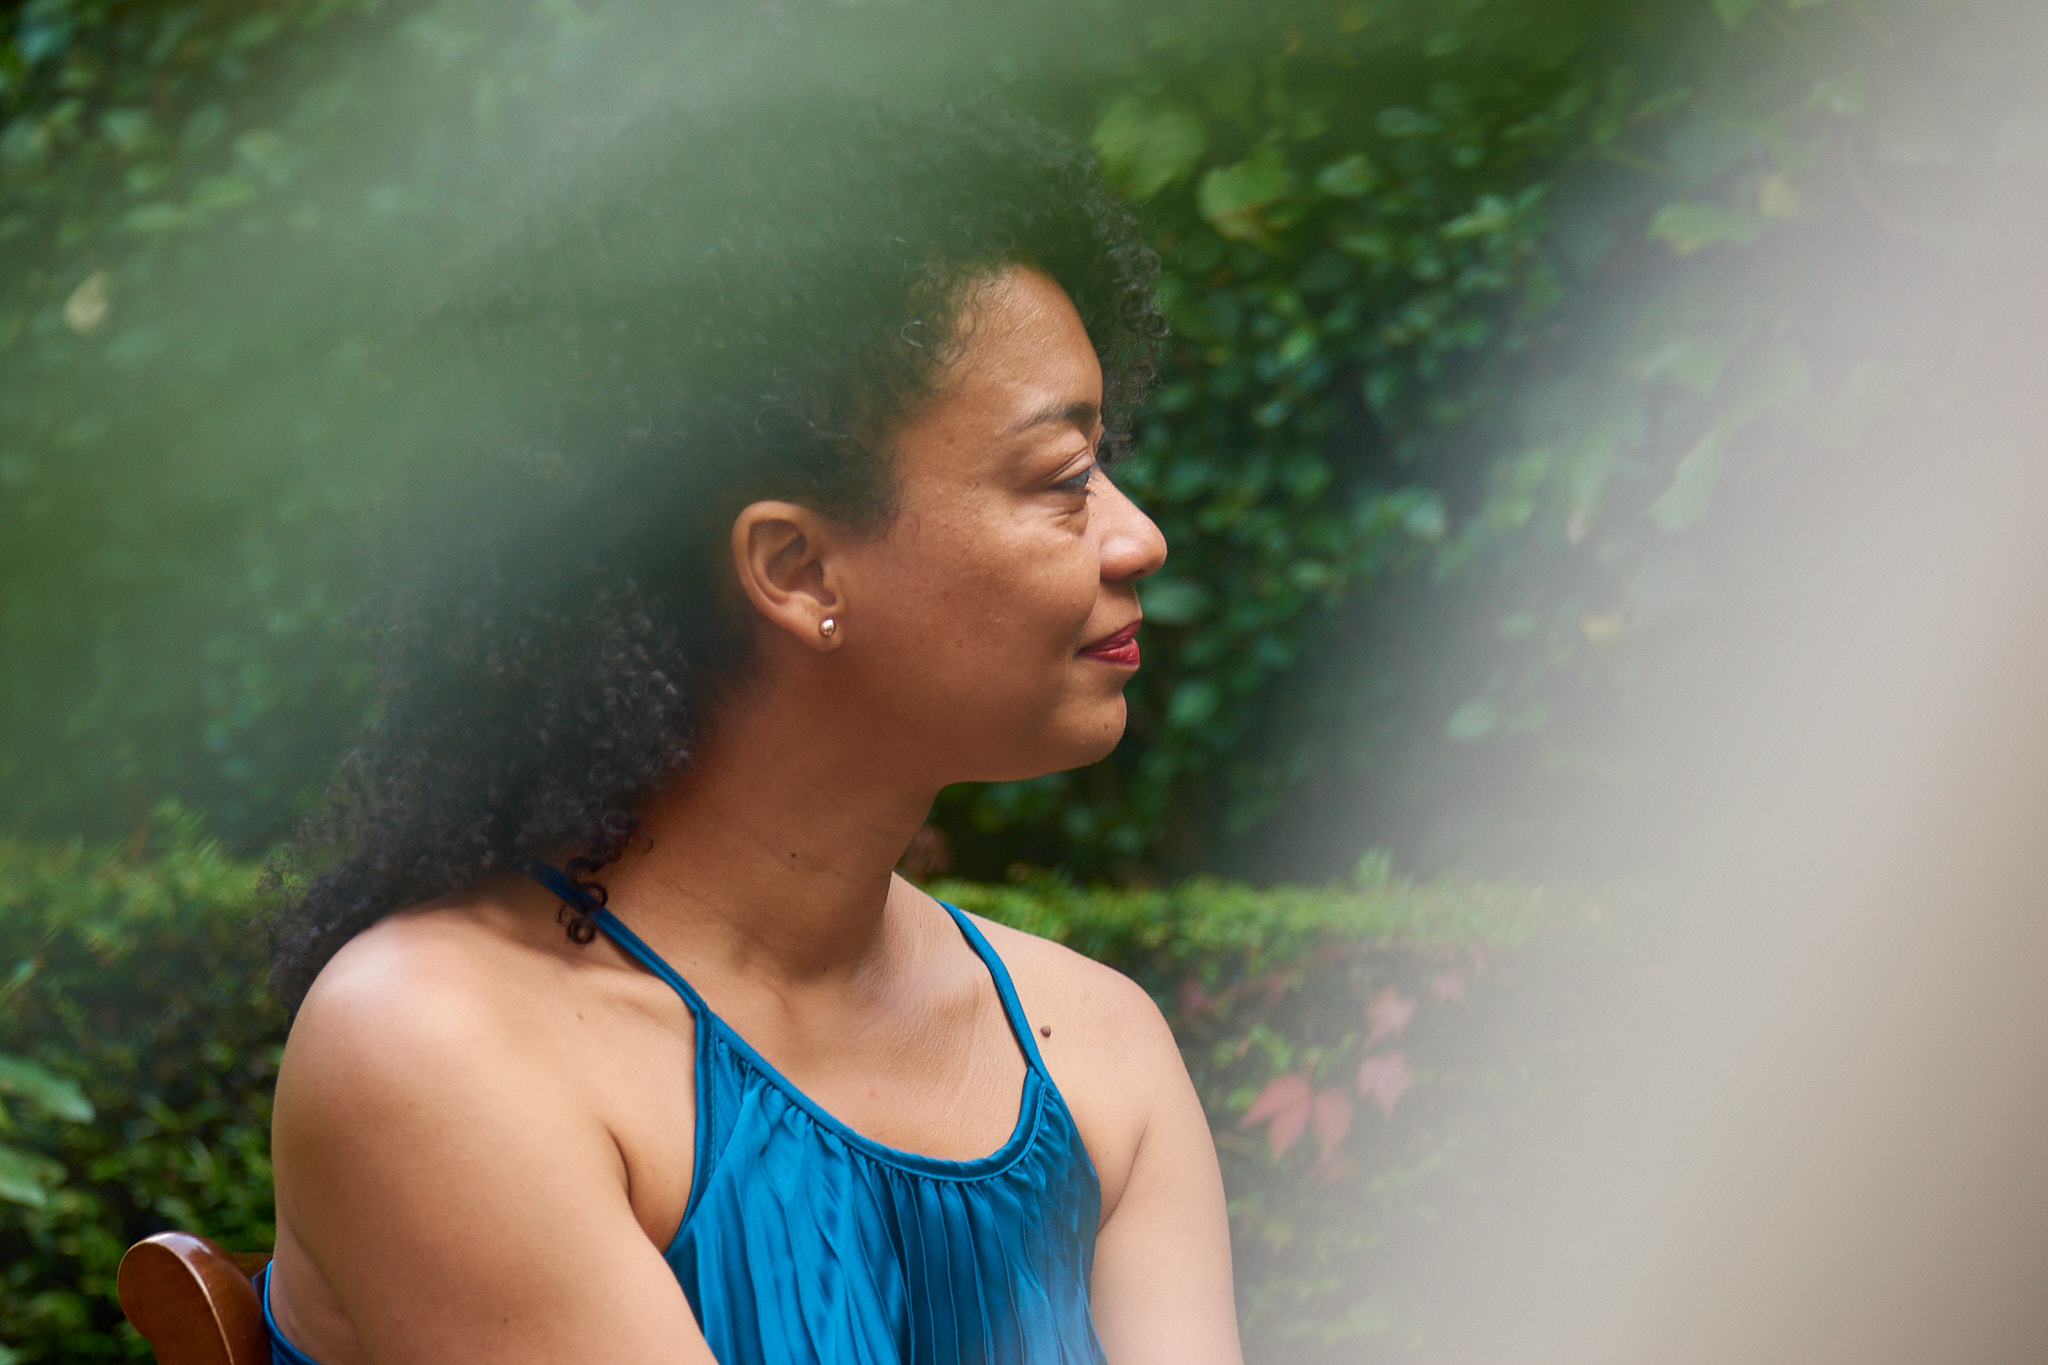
965, 698, 1129, 783
1042, 699, 1129, 773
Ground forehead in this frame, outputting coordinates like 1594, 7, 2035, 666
949, 266, 1099, 378
890, 267, 1103, 470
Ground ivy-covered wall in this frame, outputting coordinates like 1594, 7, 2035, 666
6, 0, 2037, 882
986, 0, 2045, 878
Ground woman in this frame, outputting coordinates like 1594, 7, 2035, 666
262, 97, 1240, 1365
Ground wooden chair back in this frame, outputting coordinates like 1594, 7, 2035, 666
116, 1232, 272, 1365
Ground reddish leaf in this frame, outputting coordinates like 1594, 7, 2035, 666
1364, 986, 1417, 1047
1240, 1073, 1310, 1127
1431, 969, 1467, 1002
1356, 1051, 1413, 1118
1266, 1101, 1311, 1158
1310, 1087, 1353, 1159
1255, 969, 1297, 1004
1240, 1074, 1313, 1157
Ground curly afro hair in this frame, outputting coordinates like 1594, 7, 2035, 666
265, 94, 1161, 1009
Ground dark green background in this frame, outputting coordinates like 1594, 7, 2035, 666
6, 0, 2032, 884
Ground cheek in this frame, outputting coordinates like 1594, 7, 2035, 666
866, 508, 1096, 679
965, 526, 1097, 655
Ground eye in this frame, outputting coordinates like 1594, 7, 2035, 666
1052, 462, 1097, 496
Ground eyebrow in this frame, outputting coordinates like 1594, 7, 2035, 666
1004, 399, 1101, 438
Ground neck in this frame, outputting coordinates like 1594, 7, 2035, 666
596, 664, 937, 983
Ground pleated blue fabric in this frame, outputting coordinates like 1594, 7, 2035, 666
592, 897, 1108, 1365
265, 874, 1107, 1365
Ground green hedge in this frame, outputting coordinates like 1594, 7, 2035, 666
0, 811, 283, 1365
0, 811, 1603, 1363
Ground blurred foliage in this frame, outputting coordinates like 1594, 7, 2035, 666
0, 808, 283, 1363
2, 0, 2041, 881
0, 813, 1602, 1362
0, 1052, 94, 1210
0, 0, 399, 846
969, 0, 2048, 875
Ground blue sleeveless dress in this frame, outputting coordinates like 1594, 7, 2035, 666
265, 874, 1108, 1365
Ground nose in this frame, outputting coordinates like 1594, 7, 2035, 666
1098, 475, 1168, 583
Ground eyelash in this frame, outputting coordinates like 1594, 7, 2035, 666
1054, 463, 1097, 496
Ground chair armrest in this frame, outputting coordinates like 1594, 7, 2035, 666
117, 1231, 272, 1365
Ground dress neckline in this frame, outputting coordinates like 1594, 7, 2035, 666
584, 896, 1053, 1181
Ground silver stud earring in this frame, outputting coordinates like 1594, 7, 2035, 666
818, 617, 838, 638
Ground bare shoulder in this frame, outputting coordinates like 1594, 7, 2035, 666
963, 910, 1172, 1051
272, 896, 609, 1224
270, 877, 681, 1193
270, 897, 713, 1365
950, 905, 1187, 1215
283, 891, 572, 1089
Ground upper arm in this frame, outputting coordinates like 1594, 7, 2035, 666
1084, 987, 1244, 1365
972, 916, 1242, 1363
271, 942, 713, 1365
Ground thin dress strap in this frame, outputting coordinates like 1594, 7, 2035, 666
936, 901, 1054, 1081
590, 905, 715, 1017
525, 864, 1048, 1078
523, 862, 712, 1015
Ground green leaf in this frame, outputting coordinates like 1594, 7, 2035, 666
0, 119, 53, 172
1313, 153, 1377, 198
122, 201, 190, 234
1198, 146, 1289, 242
1757, 172, 1807, 219
1441, 189, 1539, 243
1337, 230, 1393, 261
1649, 424, 1732, 533
1713, 0, 1761, 27
181, 104, 230, 154
1445, 698, 1501, 744
1168, 680, 1223, 728
97, 107, 156, 155
1719, 339, 1811, 425
0, 1142, 63, 1207
1647, 200, 1766, 257
1140, 578, 1213, 626
1093, 96, 1208, 200
1626, 326, 1752, 394
227, 12, 285, 50
188, 174, 261, 215
234, 129, 301, 187
1375, 107, 1440, 139
1400, 494, 1448, 541
0, 1055, 94, 1122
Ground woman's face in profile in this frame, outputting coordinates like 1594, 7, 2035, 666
827, 264, 1168, 785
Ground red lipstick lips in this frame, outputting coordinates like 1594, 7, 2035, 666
1079, 620, 1141, 668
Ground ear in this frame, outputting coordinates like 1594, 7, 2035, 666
730, 500, 847, 650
